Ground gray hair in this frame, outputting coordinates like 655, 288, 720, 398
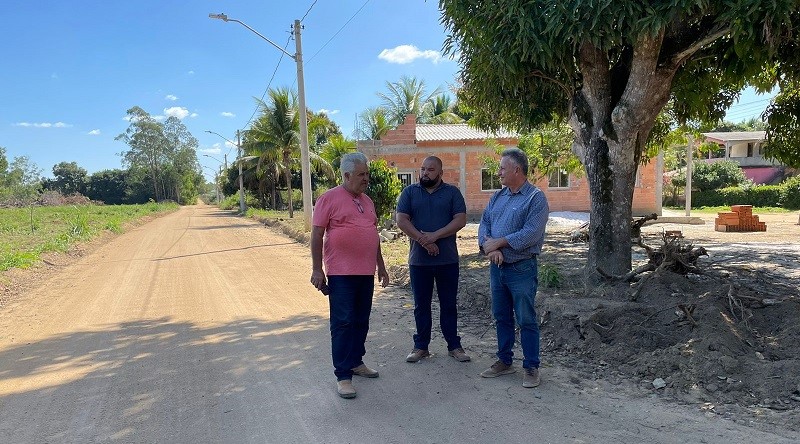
501, 147, 529, 175
340, 152, 369, 179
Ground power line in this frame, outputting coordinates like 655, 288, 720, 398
240, 33, 294, 133
306, 0, 372, 65
301, 0, 319, 23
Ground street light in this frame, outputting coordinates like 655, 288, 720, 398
202, 165, 221, 203
203, 153, 227, 171
206, 130, 246, 213
209, 12, 312, 230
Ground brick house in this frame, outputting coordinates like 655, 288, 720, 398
358, 115, 663, 220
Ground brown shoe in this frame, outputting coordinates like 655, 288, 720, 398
523, 367, 541, 388
352, 363, 379, 378
406, 348, 430, 363
337, 379, 357, 399
480, 360, 516, 378
448, 348, 471, 362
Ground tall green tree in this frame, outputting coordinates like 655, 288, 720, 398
356, 107, 392, 140
44, 161, 88, 195
116, 107, 202, 204
379, 75, 442, 125
440, 0, 800, 284
319, 134, 356, 174
247, 88, 334, 214
764, 82, 800, 169
427, 94, 465, 124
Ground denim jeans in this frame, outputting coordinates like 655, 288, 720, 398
409, 263, 462, 351
489, 256, 540, 369
327, 275, 374, 380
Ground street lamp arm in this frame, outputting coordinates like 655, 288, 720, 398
208, 13, 295, 60
205, 130, 236, 147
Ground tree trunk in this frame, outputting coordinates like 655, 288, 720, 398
283, 156, 294, 218
570, 35, 676, 289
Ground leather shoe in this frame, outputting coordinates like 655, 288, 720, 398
352, 363, 379, 378
337, 379, 356, 399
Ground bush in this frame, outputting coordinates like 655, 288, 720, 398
692, 185, 783, 207
366, 159, 402, 223
671, 160, 750, 191
780, 175, 800, 209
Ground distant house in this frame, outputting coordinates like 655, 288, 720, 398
700, 131, 787, 184
358, 114, 662, 220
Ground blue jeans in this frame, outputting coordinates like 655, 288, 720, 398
409, 263, 462, 351
489, 256, 540, 369
327, 275, 374, 381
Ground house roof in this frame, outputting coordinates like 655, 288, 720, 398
702, 131, 765, 143
415, 124, 517, 142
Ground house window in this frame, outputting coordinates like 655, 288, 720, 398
548, 169, 570, 188
397, 172, 413, 189
481, 168, 501, 191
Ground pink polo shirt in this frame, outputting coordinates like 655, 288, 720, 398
313, 185, 380, 276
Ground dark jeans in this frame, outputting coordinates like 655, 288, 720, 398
489, 256, 540, 369
328, 275, 374, 381
409, 263, 462, 351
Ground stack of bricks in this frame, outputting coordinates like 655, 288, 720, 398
714, 205, 767, 232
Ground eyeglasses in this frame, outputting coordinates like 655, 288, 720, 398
353, 199, 364, 213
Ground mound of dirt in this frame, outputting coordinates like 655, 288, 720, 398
454, 223, 800, 431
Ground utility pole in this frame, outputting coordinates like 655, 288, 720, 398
237, 130, 246, 213
294, 19, 313, 230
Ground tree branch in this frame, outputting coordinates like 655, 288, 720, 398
668, 26, 731, 67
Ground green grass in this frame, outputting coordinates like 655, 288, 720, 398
0, 202, 178, 271
665, 205, 791, 214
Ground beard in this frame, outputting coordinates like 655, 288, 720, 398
419, 175, 440, 189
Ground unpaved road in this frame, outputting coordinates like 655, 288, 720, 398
0, 205, 796, 443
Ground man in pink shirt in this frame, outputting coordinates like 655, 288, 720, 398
310, 152, 389, 399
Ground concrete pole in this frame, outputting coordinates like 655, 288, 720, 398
685, 134, 694, 216
295, 19, 313, 231
237, 130, 246, 213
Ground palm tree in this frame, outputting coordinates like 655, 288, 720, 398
378, 75, 442, 125
356, 107, 392, 140
319, 134, 356, 174
249, 88, 301, 217
427, 94, 465, 124
247, 88, 336, 215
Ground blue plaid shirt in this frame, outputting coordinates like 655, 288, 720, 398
478, 181, 549, 263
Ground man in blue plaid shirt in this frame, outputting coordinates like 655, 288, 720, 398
478, 147, 549, 388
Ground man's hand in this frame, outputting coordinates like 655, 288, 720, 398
417, 231, 438, 247
487, 250, 504, 266
310, 269, 327, 293
483, 236, 506, 254
424, 243, 440, 256
377, 268, 390, 288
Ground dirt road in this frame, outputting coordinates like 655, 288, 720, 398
0, 205, 796, 443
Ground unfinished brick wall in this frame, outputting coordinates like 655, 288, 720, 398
715, 205, 767, 232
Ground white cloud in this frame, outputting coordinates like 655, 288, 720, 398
221, 112, 236, 118
187, 70, 195, 75
14, 121, 72, 128
378, 45, 441, 64
318, 109, 340, 116
200, 143, 222, 155
154, 115, 167, 121
190, 113, 199, 118
165, 94, 178, 101
88, 129, 101, 136
164, 107, 190, 119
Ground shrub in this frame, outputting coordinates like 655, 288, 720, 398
692, 185, 782, 207
671, 160, 750, 191
366, 159, 402, 223
780, 175, 800, 209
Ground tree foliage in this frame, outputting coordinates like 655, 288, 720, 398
43, 161, 88, 195
764, 82, 800, 169
366, 159, 402, 224
378, 75, 442, 125
440, 0, 800, 283
116, 106, 202, 204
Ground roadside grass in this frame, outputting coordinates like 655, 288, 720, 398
665, 205, 790, 213
0, 202, 179, 271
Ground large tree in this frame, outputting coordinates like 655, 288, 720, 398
379, 75, 442, 125
440, 0, 800, 284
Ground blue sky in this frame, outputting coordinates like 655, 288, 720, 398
0, 1, 774, 182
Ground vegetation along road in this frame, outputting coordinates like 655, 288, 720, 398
0, 205, 796, 443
